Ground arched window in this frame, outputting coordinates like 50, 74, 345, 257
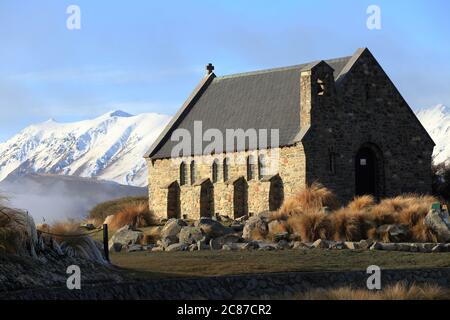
258, 154, 266, 180
247, 155, 255, 181
179, 162, 187, 186
212, 159, 219, 183
190, 160, 196, 185
223, 157, 229, 182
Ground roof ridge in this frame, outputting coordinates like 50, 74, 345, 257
216, 56, 352, 80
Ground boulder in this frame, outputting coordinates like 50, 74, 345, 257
292, 241, 311, 249
108, 225, 143, 250
425, 209, 450, 242
369, 242, 382, 250
417, 243, 435, 253
329, 241, 345, 250
378, 243, 398, 251
222, 243, 252, 251
166, 243, 188, 252
210, 234, 242, 250
276, 240, 291, 250
160, 219, 187, 241
358, 239, 373, 249
179, 226, 204, 245
142, 244, 155, 251
230, 223, 244, 232
157, 237, 176, 250
432, 243, 446, 252
151, 246, 164, 252
344, 241, 359, 250
243, 214, 269, 240
273, 232, 290, 242
311, 239, 329, 249
127, 244, 143, 252
376, 224, 409, 242
195, 217, 233, 238
257, 242, 278, 251
110, 242, 123, 252
197, 237, 210, 250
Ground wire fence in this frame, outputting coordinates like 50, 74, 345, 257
38, 227, 104, 238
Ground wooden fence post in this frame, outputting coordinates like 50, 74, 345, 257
103, 224, 110, 262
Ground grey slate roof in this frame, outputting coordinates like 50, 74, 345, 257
147, 56, 352, 159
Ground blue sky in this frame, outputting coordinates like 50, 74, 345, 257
0, 0, 449, 142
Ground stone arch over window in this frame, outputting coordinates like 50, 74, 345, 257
167, 181, 181, 219
190, 160, 196, 185
258, 154, 267, 180
354, 142, 385, 199
233, 177, 248, 219
200, 179, 214, 218
223, 157, 229, 181
247, 155, 255, 181
212, 159, 219, 183
269, 175, 284, 211
179, 161, 187, 186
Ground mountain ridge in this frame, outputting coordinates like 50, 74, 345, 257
0, 110, 171, 187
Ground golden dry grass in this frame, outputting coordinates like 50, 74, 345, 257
274, 183, 340, 221
108, 202, 155, 231
299, 282, 447, 300
265, 185, 440, 243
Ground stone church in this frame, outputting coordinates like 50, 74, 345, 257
145, 48, 434, 220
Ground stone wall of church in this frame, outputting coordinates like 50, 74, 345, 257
301, 49, 434, 202
147, 144, 306, 220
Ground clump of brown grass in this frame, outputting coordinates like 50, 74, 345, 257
0, 196, 35, 255
299, 282, 447, 300
108, 202, 155, 230
274, 187, 440, 243
40, 220, 107, 263
287, 211, 331, 242
275, 183, 340, 221
347, 195, 375, 211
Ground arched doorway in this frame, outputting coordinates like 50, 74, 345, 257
200, 180, 214, 218
355, 143, 384, 198
167, 182, 181, 219
269, 175, 284, 211
233, 177, 248, 219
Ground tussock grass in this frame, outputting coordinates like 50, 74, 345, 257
265, 184, 440, 243
108, 202, 155, 231
38, 220, 107, 263
0, 196, 36, 255
88, 196, 149, 225
299, 282, 447, 300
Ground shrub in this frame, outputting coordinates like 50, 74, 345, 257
88, 196, 149, 225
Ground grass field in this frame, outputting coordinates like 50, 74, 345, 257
111, 249, 450, 280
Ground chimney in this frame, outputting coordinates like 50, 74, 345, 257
206, 63, 214, 75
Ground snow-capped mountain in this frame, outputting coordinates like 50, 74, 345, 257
416, 104, 450, 165
0, 110, 171, 187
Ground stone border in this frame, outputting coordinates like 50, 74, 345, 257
3, 267, 450, 300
